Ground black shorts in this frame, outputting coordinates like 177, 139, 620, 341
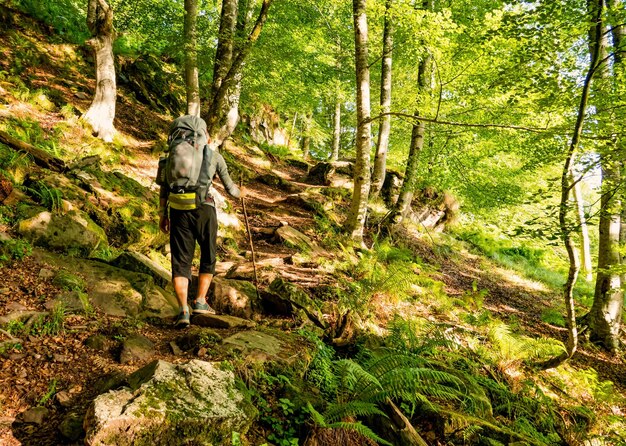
169, 205, 217, 279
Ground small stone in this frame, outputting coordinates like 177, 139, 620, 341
169, 341, 183, 356
8, 354, 25, 360
197, 347, 207, 357
53, 354, 69, 363
69, 385, 82, 394
21, 407, 48, 424
84, 334, 109, 351
59, 412, 84, 441
38, 268, 55, 280
5, 302, 27, 311
0, 288, 10, 295
55, 391, 72, 407
119, 334, 155, 364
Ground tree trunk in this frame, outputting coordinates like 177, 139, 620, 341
589, 0, 623, 352
82, 0, 116, 142
370, 0, 393, 197
302, 112, 312, 160
389, 57, 431, 222
541, 0, 604, 369
570, 169, 593, 281
331, 100, 341, 161
205, 0, 273, 145
590, 169, 622, 351
343, 0, 372, 242
184, 0, 200, 116
0, 130, 66, 172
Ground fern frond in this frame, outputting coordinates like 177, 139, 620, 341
323, 401, 388, 423
307, 402, 327, 427
334, 359, 382, 401
326, 421, 393, 446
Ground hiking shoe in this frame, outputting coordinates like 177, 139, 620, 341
174, 310, 190, 328
192, 300, 216, 315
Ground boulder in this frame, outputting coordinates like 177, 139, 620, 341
192, 313, 256, 329
210, 277, 262, 320
110, 251, 171, 289
18, 210, 108, 256
223, 330, 282, 356
32, 250, 178, 320
307, 162, 334, 185
267, 278, 327, 329
21, 407, 48, 425
84, 359, 257, 446
119, 334, 155, 364
274, 225, 322, 254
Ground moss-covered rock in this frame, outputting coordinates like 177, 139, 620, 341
18, 209, 108, 256
84, 359, 257, 446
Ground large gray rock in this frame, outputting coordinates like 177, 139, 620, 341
267, 278, 327, 329
18, 210, 108, 256
274, 225, 322, 254
111, 251, 171, 289
32, 250, 178, 320
119, 334, 155, 364
84, 359, 257, 446
210, 277, 262, 320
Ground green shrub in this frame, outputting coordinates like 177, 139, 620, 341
52, 269, 86, 292
0, 238, 33, 262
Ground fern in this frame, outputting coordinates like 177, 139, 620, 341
323, 401, 387, 423
325, 421, 392, 446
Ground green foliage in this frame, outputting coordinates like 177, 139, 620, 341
6, 304, 66, 338
11, 0, 88, 43
26, 181, 63, 212
53, 269, 86, 292
0, 237, 33, 263
38, 378, 58, 406
487, 320, 565, 362
540, 309, 566, 327
259, 142, 292, 160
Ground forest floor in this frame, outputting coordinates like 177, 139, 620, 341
1, 146, 625, 445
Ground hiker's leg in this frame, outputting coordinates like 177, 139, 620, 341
170, 208, 196, 309
196, 205, 217, 304
195, 273, 213, 302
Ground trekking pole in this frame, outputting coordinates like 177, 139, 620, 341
240, 181, 261, 301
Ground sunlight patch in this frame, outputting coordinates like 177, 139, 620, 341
494, 265, 548, 291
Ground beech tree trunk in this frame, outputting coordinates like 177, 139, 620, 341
331, 100, 341, 161
370, 0, 393, 197
589, 0, 623, 352
82, 0, 116, 142
205, 0, 272, 145
343, 0, 372, 242
570, 169, 593, 282
184, 0, 200, 116
301, 112, 312, 160
390, 54, 432, 222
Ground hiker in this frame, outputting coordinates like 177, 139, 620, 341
157, 115, 244, 328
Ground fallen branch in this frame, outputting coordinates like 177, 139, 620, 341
0, 130, 66, 172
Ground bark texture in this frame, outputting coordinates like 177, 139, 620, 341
184, 0, 200, 116
570, 169, 592, 281
370, 0, 394, 197
331, 100, 341, 161
344, 0, 372, 242
82, 0, 116, 142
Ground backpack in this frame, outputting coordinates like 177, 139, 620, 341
156, 115, 211, 210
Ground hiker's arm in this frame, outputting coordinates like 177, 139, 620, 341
216, 154, 241, 198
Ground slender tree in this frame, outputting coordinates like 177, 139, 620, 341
302, 112, 312, 160
388, 0, 433, 224
570, 168, 593, 281
542, 0, 604, 369
82, 0, 116, 142
205, 0, 273, 145
344, 0, 372, 242
370, 0, 394, 197
331, 99, 341, 161
184, 0, 200, 116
